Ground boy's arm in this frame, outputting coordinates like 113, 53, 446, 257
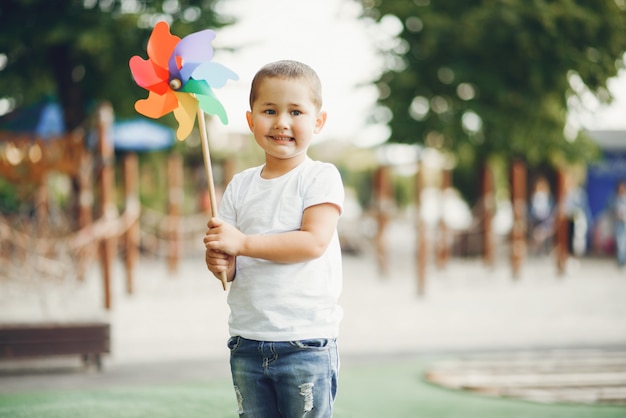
205, 202, 341, 263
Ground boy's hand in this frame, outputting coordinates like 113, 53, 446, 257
205, 248, 235, 281
204, 217, 246, 257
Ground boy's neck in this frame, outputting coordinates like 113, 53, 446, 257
261, 154, 308, 179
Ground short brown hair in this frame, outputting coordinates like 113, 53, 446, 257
249, 60, 323, 110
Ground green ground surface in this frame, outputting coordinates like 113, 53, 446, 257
0, 357, 624, 418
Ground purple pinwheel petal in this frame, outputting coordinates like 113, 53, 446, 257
168, 29, 216, 87
176, 29, 216, 62
179, 62, 202, 83
192, 62, 239, 88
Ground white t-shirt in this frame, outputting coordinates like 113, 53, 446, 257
219, 158, 345, 341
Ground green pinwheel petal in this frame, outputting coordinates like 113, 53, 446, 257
197, 93, 228, 124
180, 78, 212, 96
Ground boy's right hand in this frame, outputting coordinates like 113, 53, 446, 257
205, 248, 235, 281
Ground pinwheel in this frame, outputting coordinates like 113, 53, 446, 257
129, 21, 237, 290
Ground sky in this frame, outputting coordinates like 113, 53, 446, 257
208, 0, 391, 147
572, 70, 626, 132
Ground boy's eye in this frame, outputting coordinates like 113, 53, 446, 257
290, 110, 302, 116
264, 109, 276, 115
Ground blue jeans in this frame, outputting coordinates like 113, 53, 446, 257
227, 336, 339, 417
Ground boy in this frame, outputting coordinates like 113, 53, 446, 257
204, 60, 344, 417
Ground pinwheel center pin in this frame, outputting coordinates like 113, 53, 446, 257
169, 78, 182, 90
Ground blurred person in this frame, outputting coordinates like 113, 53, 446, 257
609, 180, 626, 267
204, 60, 343, 417
528, 176, 555, 255
564, 179, 592, 257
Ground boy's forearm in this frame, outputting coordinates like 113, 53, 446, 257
240, 231, 329, 263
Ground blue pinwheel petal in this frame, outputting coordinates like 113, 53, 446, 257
192, 62, 239, 88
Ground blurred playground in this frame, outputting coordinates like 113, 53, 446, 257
2, 1, 626, 415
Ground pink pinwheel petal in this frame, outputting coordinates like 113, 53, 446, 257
129, 56, 170, 95
172, 92, 198, 140
192, 62, 239, 89
147, 21, 180, 70
134, 90, 179, 119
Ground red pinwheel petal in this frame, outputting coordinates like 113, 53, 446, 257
134, 90, 179, 119
129, 56, 170, 95
147, 21, 180, 70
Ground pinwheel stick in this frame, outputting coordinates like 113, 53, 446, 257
197, 107, 228, 290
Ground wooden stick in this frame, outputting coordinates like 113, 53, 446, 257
197, 107, 228, 290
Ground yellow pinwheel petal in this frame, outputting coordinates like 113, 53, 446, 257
172, 92, 198, 140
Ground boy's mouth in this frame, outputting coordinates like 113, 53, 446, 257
270, 135, 294, 142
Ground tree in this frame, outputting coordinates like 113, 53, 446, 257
358, 0, 626, 197
0, 0, 232, 131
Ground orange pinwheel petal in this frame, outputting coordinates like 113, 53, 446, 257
134, 90, 179, 119
172, 92, 198, 140
129, 56, 170, 95
147, 21, 180, 71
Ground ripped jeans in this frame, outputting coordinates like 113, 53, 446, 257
227, 336, 339, 418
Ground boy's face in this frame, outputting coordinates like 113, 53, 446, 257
246, 77, 326, 166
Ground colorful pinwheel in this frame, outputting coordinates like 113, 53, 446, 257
129, 21, 238, 140
129, 21, 236, 290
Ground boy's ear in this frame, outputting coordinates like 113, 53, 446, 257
246, 111, 254, 131
314, 111, 327, 134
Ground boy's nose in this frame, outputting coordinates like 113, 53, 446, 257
274, 113, 289, 129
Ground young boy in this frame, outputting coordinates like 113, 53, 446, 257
204, 60, 344, 417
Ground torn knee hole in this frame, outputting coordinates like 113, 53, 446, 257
234, 385, 244, 415
299, 382, 314, 412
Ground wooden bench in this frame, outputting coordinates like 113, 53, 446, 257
0, 322, 110, 370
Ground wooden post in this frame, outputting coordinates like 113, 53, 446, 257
123, 152, 140, 294
481, 163, 495, 267
34, 176, 49, 236
416, 159, 427, 296
374, 165, 392, 277
97, 103, 115, 310
223, 156, 236, 191
76, 145, 93, 280
167, 153, 183, 274
510, 159, 527, 279
555, 169, 568, 275
436, 169, 452, 269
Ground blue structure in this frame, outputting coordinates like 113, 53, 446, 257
586, 130, 626, 220
585, 130, 626, 254
112, 118, 174, 152
0, 99, 174, 152
0, 98, 64, 139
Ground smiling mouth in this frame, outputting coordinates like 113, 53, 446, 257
270, 135, 294, 142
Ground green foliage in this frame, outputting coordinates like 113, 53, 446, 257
0, 177, 22, 213
0, 0, 232, 130
358, 0, 626, 166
